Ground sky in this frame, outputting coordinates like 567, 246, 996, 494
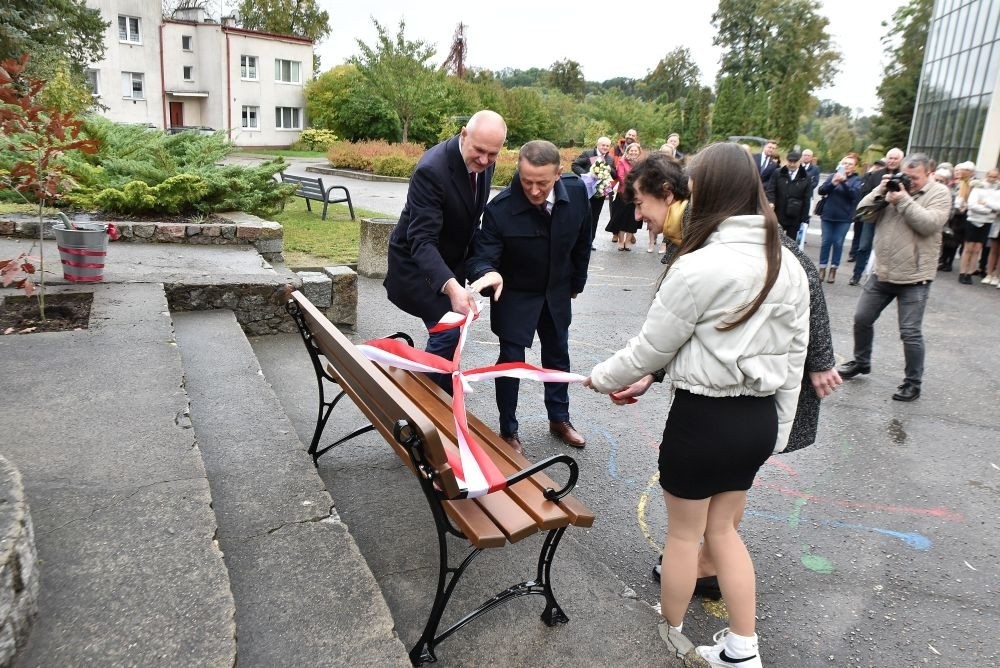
313, 0, 909, 117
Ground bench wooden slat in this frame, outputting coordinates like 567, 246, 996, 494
442, 500, 507, 549
295, 296, 460, 497
473, 492, 539, 543
388, 367, 593, 529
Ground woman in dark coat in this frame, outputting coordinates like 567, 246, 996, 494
606, 143, 643, 250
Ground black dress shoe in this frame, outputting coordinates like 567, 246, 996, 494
838, 360, 871, 378
892, 383, 920, 402
848, 276, 860, 286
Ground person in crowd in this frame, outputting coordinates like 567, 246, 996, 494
467, 140, 592, 453
797, 148, 821, 247
583, 142, 809, 668
751, 140, 779, 185
659, 143, 677, 158
766, 150, 813, 239
941, 162, 974, 272
816, 153, 863, 284
849, 148, 904, 286
614, 128, 639, 160
607, 142, 643, 250
383, 110, 507, 392
665, 132, 685, 162
839, 153, 951, 402
958, 163, 995, 284
571, 136, 616, 248
847, 157, 885, 261
977, 169, 1000, 286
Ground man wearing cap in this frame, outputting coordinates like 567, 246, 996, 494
848, 148, 904, 286
766, 150, 813, 239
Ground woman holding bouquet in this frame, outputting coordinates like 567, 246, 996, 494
606, 142, 643, 250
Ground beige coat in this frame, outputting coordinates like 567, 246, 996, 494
857, 179, 951, 283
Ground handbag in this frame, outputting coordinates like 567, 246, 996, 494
813, 196, 827, 216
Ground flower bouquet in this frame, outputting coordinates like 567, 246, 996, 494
581, 159, 615, 199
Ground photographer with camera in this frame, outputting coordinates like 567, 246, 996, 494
837, 153, 952, 402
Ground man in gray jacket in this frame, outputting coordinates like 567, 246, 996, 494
837, 153, 951, 401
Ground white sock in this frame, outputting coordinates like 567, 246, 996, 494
669, 622, 683, 634
723, 630, 758, 658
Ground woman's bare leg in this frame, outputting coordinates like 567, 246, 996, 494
703, 490, 756, 637
660, 491, 710, 627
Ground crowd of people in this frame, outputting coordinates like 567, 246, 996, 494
381, 109, 997, 667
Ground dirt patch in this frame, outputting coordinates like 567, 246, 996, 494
1, 292, 93, 334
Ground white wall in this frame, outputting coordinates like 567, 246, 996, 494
87, 0, 164, 127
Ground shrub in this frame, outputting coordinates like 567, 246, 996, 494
372, 155, 417, 178
297, 128, 339, 151
326, 140, 424, 172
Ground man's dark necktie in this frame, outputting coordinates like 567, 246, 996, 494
469, 172, 477, 202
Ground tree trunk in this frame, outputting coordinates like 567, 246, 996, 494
401, 117, 410, 144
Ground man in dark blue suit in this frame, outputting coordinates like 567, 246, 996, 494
383, 110, 507, 391
467, 140, 592, 452
752, 139, 779, 185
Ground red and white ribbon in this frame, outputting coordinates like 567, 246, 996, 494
357, 304, 586, 498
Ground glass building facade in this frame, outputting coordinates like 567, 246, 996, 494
909, 0, 1000, 169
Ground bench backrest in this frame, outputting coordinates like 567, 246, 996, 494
280, 173, 325, 199
290, 291, 462, 498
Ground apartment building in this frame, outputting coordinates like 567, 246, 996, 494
85, 1, 313, 147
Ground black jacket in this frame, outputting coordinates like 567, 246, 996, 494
384, 134, 494, 322
766, 165, 814, 226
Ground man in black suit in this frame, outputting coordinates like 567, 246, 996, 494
752, 140, 779, 185
467, 140, 592, 452
571, 136, 615, 246
766, 150, 813, 239
383, 110, 507, 391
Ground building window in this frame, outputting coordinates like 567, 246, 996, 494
182, 35, 193, 51
85, 69, 100, 96
121, 72, 145, 99
118, 16, 141, 43
275, 107, 302, 129
183, 66, 194, 81
242, 106, 259, 129
274, 59, 301, 84
240, 55, 258, 80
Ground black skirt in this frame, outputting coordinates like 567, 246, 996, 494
658, 389, 777, 499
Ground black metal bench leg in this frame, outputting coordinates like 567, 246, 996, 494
409, 529, 482, 665
537, 527, 569, 626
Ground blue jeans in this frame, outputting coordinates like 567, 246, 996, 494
852, 277, 931, 386
819, 219, 852, 267
851, 222, 876, 281
422, 319, 461, 394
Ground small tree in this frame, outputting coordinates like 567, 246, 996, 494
0, 55, 99, 319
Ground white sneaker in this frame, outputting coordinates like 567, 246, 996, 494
696, 628, 763, 668
981, 275, 994, 284
987, 275, 1000, 285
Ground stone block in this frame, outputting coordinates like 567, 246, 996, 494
236, 226, 261, 241
0, 220, 16, 235
133, 223, 156, 239
297, 271, 332, 308
257, 221, 283, 241
186, 225, 202, 237
203, 225, 222, 237
254, 239, 283, 254
357, 217, 395, 278
323, 266, 357, 327
155, 224, 186, 242
220, 225, 237, 240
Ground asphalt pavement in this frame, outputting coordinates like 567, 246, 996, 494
250, 161, 999, 666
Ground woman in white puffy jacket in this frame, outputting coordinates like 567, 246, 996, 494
584, 142, 809, 667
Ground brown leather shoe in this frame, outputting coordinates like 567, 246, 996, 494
501, 433, 523, 455
549, 421, 586, 448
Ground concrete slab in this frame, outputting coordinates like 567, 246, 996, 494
0, 284, 236, 666
173, 310, 408, 667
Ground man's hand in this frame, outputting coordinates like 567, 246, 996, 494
885, 189, 907, 205
468, 271, 503, 300
809, 367, 843, 399
442, 278, 478, 314
832, 171, 846, 185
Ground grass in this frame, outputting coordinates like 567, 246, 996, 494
271, 197, 387, 267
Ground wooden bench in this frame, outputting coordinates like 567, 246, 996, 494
280, 172, 355, 220
285, 291, 595, 665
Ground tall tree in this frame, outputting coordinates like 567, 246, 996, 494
641, 47, 701, 102
871, 0, 933, 150
351, 19, 445, 144
234, 0, 330, 71
441, 23, 467, 78
0, 0, 107, 76
711, 0, 840, 145
546, 59, 585, 99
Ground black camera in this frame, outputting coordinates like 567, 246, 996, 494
885, 173, 912, 192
